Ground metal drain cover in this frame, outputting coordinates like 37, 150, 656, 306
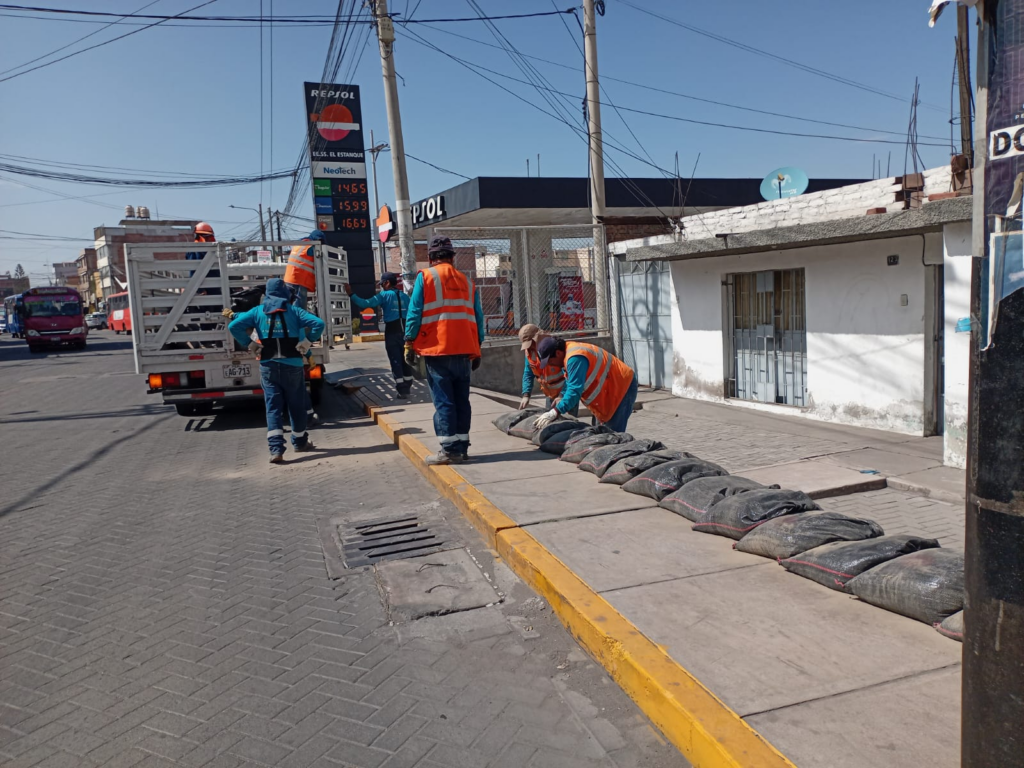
339, 514, 455, 568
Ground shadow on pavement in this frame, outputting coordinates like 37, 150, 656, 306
282, 442, 398, 465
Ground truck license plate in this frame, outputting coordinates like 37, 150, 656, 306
223, 364, 252, 379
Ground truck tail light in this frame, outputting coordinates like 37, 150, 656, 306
309, 365, 324, 380
163, 372, 181, 387
188, 370, 206, 387
148, 373, 163, 390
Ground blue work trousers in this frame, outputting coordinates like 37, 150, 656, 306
602, 373, 639, 433
384, 320, 413, 393
261, 361, 309, 454
424, 355, 472, 456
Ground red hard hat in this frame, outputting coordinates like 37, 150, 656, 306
195, 222, 215, 237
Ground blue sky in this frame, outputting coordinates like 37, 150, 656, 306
0, 0, 967, 280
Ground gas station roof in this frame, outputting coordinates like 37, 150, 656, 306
408, 176, 866, 234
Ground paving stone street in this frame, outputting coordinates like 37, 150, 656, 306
0, 335, 684, 768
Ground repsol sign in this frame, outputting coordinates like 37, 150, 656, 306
990, 125, 1024, 160
309, 89, 355, 100
412, 195, 446, 226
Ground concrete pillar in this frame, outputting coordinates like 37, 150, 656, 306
943, 221, 972, 467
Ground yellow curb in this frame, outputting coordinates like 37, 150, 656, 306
358, 394, 794, 768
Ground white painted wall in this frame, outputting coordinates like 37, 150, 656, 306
942, 222, 973, 467
670, 234, 943, 434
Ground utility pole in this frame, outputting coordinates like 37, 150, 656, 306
368, 128, 390, 275
373, 0, 416, 284
275, 210, 283, 240
956, 5, 974, 165
583, 0, 608, 330
963, 2, 1024, 766
258, 202, 267, 242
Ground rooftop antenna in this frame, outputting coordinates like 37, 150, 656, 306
526, 158, 530, 177
760, 166, 809, 201
537, 154, 541, 177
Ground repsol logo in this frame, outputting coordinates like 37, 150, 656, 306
310, 90, 355, 99
990, 125, 1024, 160
412, 195, 446, 225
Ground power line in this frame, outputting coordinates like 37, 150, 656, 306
616, 0, 945, 113
0, 160, 295, 187
406, 153, 471, 180
0, 0, 219, 83
0, 152, 295, 179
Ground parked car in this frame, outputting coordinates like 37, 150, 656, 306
85, 312, 108, 330
0, 317, 7, 334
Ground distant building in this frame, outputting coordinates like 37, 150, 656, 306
0, 272, 31, 299
76, 248, 100, 311
52, 262, 80, 288
94, 218, 198, 303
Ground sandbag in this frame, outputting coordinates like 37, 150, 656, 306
936, 610, 963, 642
692, 488, 819, 540
538, 425, 592, 455
578, 439, 666, 478
560, 430, 634, 465
659, 476, 768, 521
509, 413, 547, 439
492, 408, 541, 434
600, 450, 692, 485
734, 511, 884, 560
531, 419, 584, 446
620, 458, 728, 501
846, 548, 964, 625
779, 535, 940, 591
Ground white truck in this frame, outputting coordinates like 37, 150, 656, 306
125, 240, 351, 416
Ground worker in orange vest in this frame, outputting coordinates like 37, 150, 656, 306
284, 230, 324, 310
404, 235, 485, 465
532, 337, 638, 433
517, 323, 575, 415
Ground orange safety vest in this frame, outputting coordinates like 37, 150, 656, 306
526, 349, 565, 400
565, 342, 634, 424
412, 262, 481, 358
284, 244, 316, 291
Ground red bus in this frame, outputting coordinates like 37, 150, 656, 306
19, 286, 86, 352
107, 291, 132, 334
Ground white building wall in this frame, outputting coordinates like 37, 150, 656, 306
671, 234, 942, 434
942, 221, 973, 467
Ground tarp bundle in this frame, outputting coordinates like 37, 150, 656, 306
621, 458, 729, 501
846, 548, 965, 625
578, 439, 666, 478
560, 430, 635, 465
600, 450, 693, 486
692, 489, 819, 540
492, 408, 541, 434
734, 511, 884, 560
659, 476, 769, 521
779, 535, 940, 591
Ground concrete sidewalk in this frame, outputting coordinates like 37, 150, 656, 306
331, 343, 964, 768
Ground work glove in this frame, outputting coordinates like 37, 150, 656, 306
533, 407, 560, 431
296, 339, 313, 356
518, 395, 531, 410
247, 341, 262, 356
343, 283, 353, 296
471, 357, 481, 372
221, 308, 235, 319
404, 342, 417, 367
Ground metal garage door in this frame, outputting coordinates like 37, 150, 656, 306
618, 259, 673, 389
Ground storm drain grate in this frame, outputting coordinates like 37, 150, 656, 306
339, 514, 454, 568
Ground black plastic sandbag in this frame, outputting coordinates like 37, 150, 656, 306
936, 610, 964, 642
620, 458, 728, 501
578, 439, 666, 478
692, 488, 819, 540
509, 413, 547, 439
779, 535, 940, 591
538, 425, 592, 455
600, 450, 692, 485
659, 476, 769, 521
492, 408, 541, 434
734, 511, 884, 560
532, 419, 584, 446
846, 548, 964, 625
560, 430, 634, 464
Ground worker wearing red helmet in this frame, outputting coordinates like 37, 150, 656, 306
186, 222, 220, 295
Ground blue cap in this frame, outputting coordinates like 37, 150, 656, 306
307, 230, 325, 241
536, 336, 564, 367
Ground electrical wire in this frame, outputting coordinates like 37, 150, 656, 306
0, 160, 294, 187
406, 153, 471, 180
0, 0, 219, 83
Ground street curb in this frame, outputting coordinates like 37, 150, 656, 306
357, 394, 796, 768
885, 476, 964, 505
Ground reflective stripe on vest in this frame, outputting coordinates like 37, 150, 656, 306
412, 263, 480, 357
284, 245, 316, 290
526, 350, 565, 398
566, 342, 633, 424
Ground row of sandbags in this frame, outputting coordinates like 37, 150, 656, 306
492, 409, 965, 640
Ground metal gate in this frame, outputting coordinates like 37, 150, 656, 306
618, 259, 673, 389
726, 269, 806, 406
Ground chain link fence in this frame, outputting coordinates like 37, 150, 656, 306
432, 224, 608, 342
